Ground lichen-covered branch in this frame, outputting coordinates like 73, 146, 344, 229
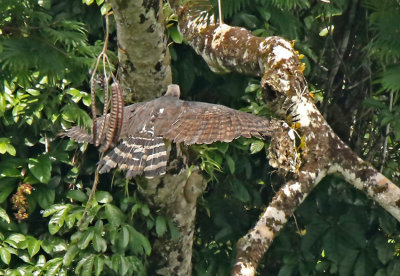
167, 2, 400, 275
329, 141, 400, 221
169, 2, 306, 97
232, 171, 326, 275
111, 0, 171, 102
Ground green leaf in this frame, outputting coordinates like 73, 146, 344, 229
78, 230, 94, 250
94, 255, 104, 276
363, 98, 386, 109
27, 237, 41, 257
93, 234, 107, 253
67, 189, 88, 202
381, 115, 394, 126
6, 233, 26, 245
250, 140, 264, 154
0, 178, 17, 203
0, 138, 16, 156
278, 264, 295, 276
378, 211, 397, 233
141, 204, 150, 216
100, 2, 112, 15
338, 248, 359, 275
244, 83, 261, 93
48, 205, 69, 234
155, 216, 167, 237
0, 207, 10, 223
116, 226, 129, 250
95, 191, 113, 203
110, 254, 123, 273
76, 254, 92, 274
215, 226, 232, 241
63, 244, 80, 266
231, 179, 250, 203
43, 204, 67, 217
34, 185, 55, 209
28, 154, 52, 183
44, 258, 63, 276
375, 236, 394, 264
105, 204, 125, 226
301, 219, 330, 250
128, 226, 151, 256
354, 251, 369, 276
169, 26, 183, 44
0, 168, 20, 178
167, 219, 180, 241
81, 254, 94, 276
0, 247, 11, 264
381, 65, 400, 91
225, 155, 235, 174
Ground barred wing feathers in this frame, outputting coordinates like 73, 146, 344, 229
153, 100, 277, 145
64, 87, 278, 179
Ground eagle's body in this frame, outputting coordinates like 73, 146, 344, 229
65, 85, 278, 178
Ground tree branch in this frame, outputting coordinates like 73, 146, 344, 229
232, 172, 326, 275
168, 2, 400, 274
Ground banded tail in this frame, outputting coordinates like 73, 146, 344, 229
99, 135, 167, 179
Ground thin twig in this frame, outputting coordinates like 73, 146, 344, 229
90, 13, 111, 145
381, 90, 393, 172
78, 152, 104, 228
218, 0, 223, 25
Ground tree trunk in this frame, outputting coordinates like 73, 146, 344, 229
111, 0, 171, 102
110, 1, 206, 275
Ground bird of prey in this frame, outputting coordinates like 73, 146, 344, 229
64, 84, 279, 179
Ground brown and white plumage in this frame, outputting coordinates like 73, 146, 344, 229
64, 84, 279, 179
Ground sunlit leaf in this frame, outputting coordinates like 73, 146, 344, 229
63, 244, 79, 266
250, 140, 264, 154
95, 191, 113, 203
78, 230, 94, 250
0, 138, 16, 156
48, 205, 69, 234
27, 237, 41, 257
0, 247, 11, 264
0, 207, 10, 223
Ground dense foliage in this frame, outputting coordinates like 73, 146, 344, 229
0, 0, 399, 275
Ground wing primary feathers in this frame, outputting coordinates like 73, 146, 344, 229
63, 84, 281, 179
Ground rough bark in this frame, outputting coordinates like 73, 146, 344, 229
110, 1, 205, 275
139, 169, 206, 275
168, 2, 400, 275
111, 0, 171, 102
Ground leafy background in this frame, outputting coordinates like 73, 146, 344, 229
0, 0, 399, 275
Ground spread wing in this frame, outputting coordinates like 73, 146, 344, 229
153, 100, 279, 145
63, 93, 279, 179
